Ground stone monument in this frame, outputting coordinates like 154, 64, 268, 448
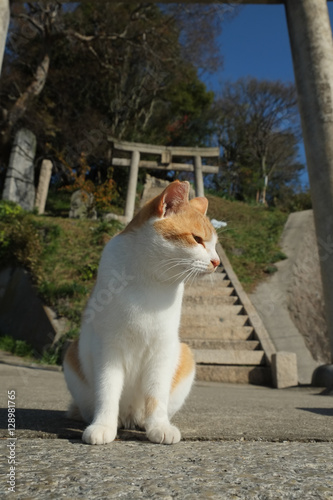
2, 128, 36, 211
69, 189, 97, 219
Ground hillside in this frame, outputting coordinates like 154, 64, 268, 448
0, 192, 288, 362
206, 195, 288, 289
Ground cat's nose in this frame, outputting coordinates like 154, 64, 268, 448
210, 258, 220, 269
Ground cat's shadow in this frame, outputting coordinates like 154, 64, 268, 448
0, 407, 149, 442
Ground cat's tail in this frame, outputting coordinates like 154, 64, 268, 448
63, 339, 93, 423
168, 343, 196, 418
66, 400, 84, 421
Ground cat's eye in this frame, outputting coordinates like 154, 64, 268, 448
193, 235, 205, 247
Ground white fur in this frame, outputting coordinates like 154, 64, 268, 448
63, 216, 218, 445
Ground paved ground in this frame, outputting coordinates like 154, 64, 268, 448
1, 353, 333, 499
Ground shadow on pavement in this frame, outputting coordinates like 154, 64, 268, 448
296, 407, 333, 417
0, 407, 84, 439
0, 407, 150, 442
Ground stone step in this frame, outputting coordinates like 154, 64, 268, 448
186, 278, 232, 289
183, 294, 239, 307
198, 272, 228, 283
196, 365, 272, 385
182, 304, 244, 318
194, 349, 265, 366
181, 309, 248, 329
180, 324, 254, 340
184, 285, 235, 298
184, 339, 260, 350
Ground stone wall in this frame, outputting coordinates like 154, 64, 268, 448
287, 211, 330, 363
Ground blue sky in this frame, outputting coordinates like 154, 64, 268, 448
203, 3, 333, 188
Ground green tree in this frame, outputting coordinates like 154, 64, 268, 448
0, 1, 224, 193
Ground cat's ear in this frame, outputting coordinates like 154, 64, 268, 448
189, 197, 208, 215
157, 180, 190, 218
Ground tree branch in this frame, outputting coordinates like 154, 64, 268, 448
5, 53, 50, 131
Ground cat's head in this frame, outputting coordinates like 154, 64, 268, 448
122, 180, 220, 284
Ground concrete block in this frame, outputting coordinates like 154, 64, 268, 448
272, 352, 298, 389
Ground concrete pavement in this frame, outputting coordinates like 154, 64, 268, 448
1, 351, 333, 498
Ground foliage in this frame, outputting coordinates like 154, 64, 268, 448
0, 202, 43, 277
60, 153, 118, 212
45, 188, 72, 217
213, 77, 304, 204
0, 335, 35, 358
40, 328, 79, 365
274, 187, 312, 212
79, 263, 98, 281
35, 216, 122, 326
145, 66, 216, 147
0, 200, 62, 280
0, 329, 79, 365
0, 200, 23, 218
0, 1, 222, 192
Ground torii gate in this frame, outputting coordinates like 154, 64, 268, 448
109, 137, 219, 221
1, 0, 333, 369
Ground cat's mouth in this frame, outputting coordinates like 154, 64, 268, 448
203, 265, 218, 275
193, 260, 217, 275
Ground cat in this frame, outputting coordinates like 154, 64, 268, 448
63, 180, 220, 445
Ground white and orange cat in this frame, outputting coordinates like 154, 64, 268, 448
63, 180, 220, 445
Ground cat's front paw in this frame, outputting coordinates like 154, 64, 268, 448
146, 424, 181, 445
82, 423, 117, 445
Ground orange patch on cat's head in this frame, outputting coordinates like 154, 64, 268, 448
121, 180, 190, 234
121, 180, 213, 246
153, 203, 214, 247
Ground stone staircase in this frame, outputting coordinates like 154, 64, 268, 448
180, 243, 276, 386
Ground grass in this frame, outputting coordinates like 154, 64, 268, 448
0, 335, 35, 358
207, 196, 288, 292
0, 201, 123, 363
0, 192, 289, 364
36, 217, 123, 325
0, 329, 78, 365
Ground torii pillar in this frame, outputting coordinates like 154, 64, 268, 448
0, 0, 9, 74
284, 0, 333, 367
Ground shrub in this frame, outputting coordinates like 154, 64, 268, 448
0, 202, 62, 282
0, 334, 35, 358
61, 153, 118, 213
0, 200, 23, 219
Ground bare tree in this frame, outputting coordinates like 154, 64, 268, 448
214, 77, 303, 202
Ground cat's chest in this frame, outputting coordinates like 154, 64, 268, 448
117, 281, 184, 335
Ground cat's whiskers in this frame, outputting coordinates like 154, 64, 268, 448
157, 258, 192, 272
163, 262, 207, 287
162, 268, 193, 285
160, 264, 196, 285
184, 268, 199, 287
181, 268, 200, 287
155, 258, 194, 280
